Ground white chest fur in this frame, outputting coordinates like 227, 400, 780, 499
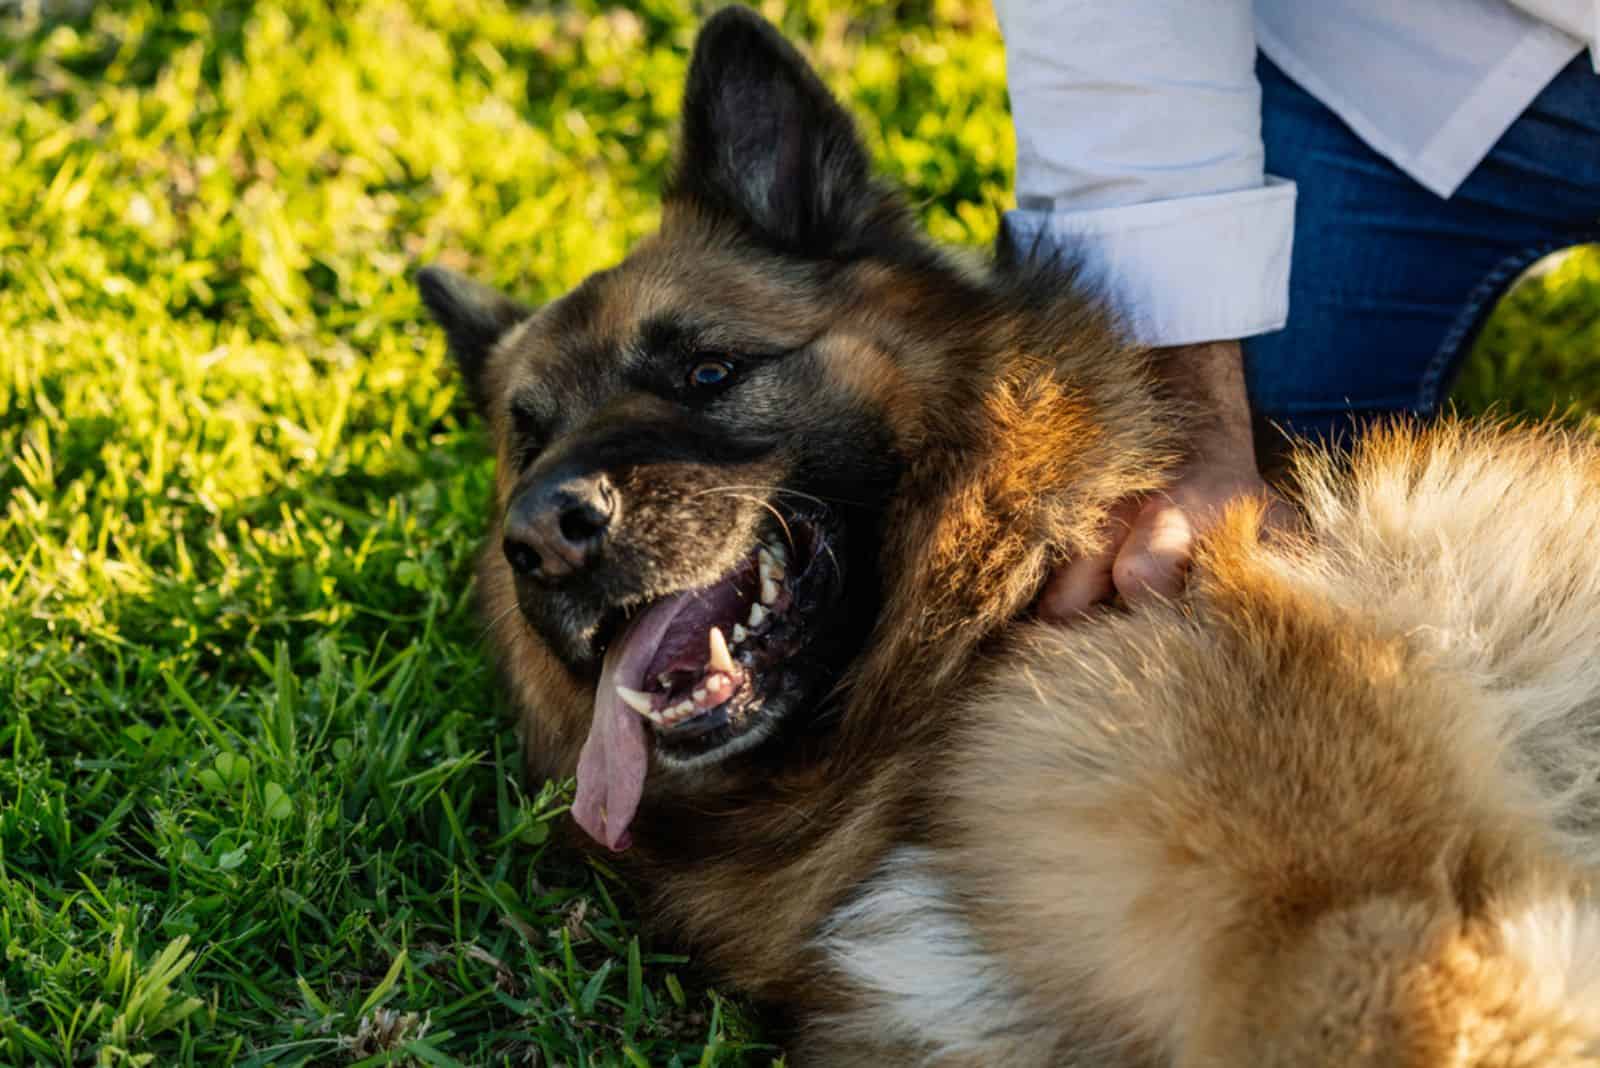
812, 847, 1035, 1064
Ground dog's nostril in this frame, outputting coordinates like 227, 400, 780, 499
504, 473, 617, 578
558, 503, 609, 545
503, 537, 542, 577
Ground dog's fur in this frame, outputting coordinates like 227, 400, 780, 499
421, 10, 1600, 1065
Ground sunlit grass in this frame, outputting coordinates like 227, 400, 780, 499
1458, 244, 1600, 429
0, 1, 1005, 1063
0, 0, 1591, 1064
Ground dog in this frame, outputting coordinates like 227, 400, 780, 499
419, 8, 1600, 1064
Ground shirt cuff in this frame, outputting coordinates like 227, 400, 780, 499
1002, 178, 1297, 347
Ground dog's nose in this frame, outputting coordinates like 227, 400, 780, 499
503, 473, 618, 579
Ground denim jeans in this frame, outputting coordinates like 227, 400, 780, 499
1245, 54, 1600, 444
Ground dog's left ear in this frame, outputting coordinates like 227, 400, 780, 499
417, 265, 531, 411
669, 7, 908, 257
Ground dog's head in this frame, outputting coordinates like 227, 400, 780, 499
420, 9, 982, 849
422, 8, 1169, 854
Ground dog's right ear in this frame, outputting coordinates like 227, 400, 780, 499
417, 265, 530, 410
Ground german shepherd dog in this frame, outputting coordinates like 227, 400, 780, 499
419, 9, 1600, 1065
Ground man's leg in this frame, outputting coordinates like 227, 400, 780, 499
1245, 55, 1600, 446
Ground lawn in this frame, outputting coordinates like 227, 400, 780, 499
0, 1, 1596, 1065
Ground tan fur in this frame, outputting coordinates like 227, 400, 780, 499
929, 422, 1600, 1066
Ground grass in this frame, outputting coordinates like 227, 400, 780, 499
0, 1, 1595, 1064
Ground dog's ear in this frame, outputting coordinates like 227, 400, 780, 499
669, 6, 906, 257
417, 266, 530, 410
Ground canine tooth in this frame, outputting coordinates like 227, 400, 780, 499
731, 624, 748, 643
708, 626, 737, 674
761, 577, 780, 605
767, 541, 787, 564
615, 685, 655, 718
747, 603, 766, 628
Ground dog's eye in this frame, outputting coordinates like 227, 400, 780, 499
687, 357, 735, 390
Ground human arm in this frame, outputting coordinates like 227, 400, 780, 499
992, 1, 1295, 616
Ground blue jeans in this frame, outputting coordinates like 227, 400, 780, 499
1245, 55, 1600, 444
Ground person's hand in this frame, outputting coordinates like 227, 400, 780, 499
1040, 340, 1280, 621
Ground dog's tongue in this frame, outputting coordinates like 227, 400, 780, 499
573, 595, 691, 851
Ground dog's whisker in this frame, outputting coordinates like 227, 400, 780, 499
477, 601, 521, 642
689, 484, 867, 508
687, 487, 800, 552
816, 537, 842, 579
723, 492, 797, 551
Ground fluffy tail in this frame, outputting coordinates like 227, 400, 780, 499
1289, 418, 1600, 856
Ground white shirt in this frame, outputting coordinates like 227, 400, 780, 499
997, 0, 1593, 346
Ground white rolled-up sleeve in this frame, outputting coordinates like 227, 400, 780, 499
995, 1, 1298, 346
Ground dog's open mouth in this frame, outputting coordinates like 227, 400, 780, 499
614, 532, 801, 741
573, 518, 831, 850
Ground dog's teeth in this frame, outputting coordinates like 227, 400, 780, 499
667, 700, 695, 724
692, 687, 708, 704
731, 623, 748, 644
708, 626, 737, 674
615, 685, 655, 718
657, 672, 673, 688
761, 577, 780, 605
767, 541, 787, 564
747, 603, 766, 628
758, 549, 785, 584
705, 673, 735, 703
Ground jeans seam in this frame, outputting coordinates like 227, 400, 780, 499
1419, 234, 1600, 412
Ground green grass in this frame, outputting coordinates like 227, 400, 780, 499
1458, 247, 1600, 426
0, 1, 1006, 1063
0, 1, 1594, 1064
